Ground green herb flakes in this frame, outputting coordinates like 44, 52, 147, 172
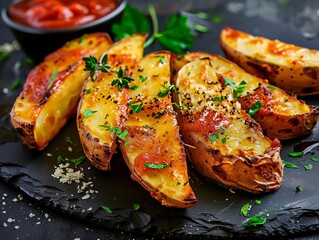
129, 103, 143, 113
133, 203, 140, 211
240, 203, 252, 217
83, 109, 97, 118
47, 68, 58, 89
144, 163, 169, 169
289, 151, 304, 157
304, 164, 313, 171
247, 100, 262, 116
83, 54, 110, 82
111, 68, 134, 91
255, 199, 262, 205
139, 75, 148, 82
310, 157, 319, 162
101, 205, 112, 214
283, 160, 299, 169
243, 215, 266, 227
70, 156, 86, 166
295, 186, 303, 192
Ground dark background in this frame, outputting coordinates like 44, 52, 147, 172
1, 0, 319, 239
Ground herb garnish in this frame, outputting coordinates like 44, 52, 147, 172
83, 109, 97, 118
283, 160, 299, 169
111, 67, 134, 91
144, 163, 169, 169
233, 80, 247, 98
288, 151, 303, 157
243, 215, 266, 227
157, 84, 177, 98
209, 127, 229, 142
267, 85, 277, 89
173, 102, 183, 110
70, 156, 86, 166
255, 199, 262, 205
57, 155, 65, 164
295, 186, 303, 192
154, 55, 166, 64
130, 85, 139, 90
133, 203, 140, 211
129, 102, 143, 113
47, 68, 58, 89
311, 157, 319, 162
99, 125, 129, 142
65, 136, 73, 144
247, 100, 262, 116
101, 205, 112, 214
83, 55, 110, 82
112, 4, 196, 54
304, 164, 313, 171
240, 203, 252, 217
212, 96, 226, 102
139, 75, 148, 82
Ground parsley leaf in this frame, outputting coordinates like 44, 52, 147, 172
99, 125, 129, 142
247, 100, 262, 116
133, 203, 140, 211
157, 84, 177, 98
240, 203, 252, 217
101, 205, 112, 214
144, 163, 169, 169
83, 109, 97, 118
70, 156, 86, 166
129, 102, 143, 113
288, 151, 304, 157
283, 160, 299, 169
243, 216, 266, 227
157, 14, 194, 54
112, 4, 150, 40
304, 164, 313, 171
47, 68, 58, 89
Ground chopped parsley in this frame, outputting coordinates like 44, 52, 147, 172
139, 75, 148, 82
255, 199, 262, 205
70, 156, 86, 166
173, 102, 183, 110
47, 68, 58, 89
295, 186, 303, 192
154, 55, 166, 64
240, 203, 252, 217
129, 102, 143, 113
283, 160, 299, 169
267, 85, 277, 89
304, 164, 313, 171
130, 85, 139, 90
209, 127, 229, 143
247, 100, 262, 116
288, 151, 303, 157
83, 109, 97, 118
133, 203, 140, 211
157, 84, 177, 98
243, 215, 266, 227
144, 163, 169, 169
310, 157, 319, 162
99, 125, 129, 142
101, 205, 112, 214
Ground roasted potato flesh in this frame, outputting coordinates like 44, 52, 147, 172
77, 34, 146, 170
173, 59, 283, 193
220, 27, 319, 95
172, 52, 319, 140
10, 33, 113, 150
119, 52, 196, 208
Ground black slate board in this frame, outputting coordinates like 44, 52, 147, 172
1, 1, 319, 239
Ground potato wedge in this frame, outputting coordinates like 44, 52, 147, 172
220, 27, 319, 95
119, 52, 196, 208
77, 34, 146, 170
172, 52, 319, 140
10, 33, 113, 150
172, 59, 283, 194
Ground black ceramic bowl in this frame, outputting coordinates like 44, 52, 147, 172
1, 0, 126, 63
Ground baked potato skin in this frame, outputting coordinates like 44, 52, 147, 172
171, 52, 319, 140
77, 34, 146, 170
173, 59, 283, 194
10, 33, 113, 150
220, 27, 319, 95
119, 52, 196, 208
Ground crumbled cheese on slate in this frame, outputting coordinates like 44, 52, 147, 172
51, 163, 84, 184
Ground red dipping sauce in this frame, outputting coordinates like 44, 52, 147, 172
8, 0, 119, 29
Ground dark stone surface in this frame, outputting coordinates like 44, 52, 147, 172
1, 0, 319, 239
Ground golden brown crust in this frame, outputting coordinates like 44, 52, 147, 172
171, 52, 319, 140
173, 59, 283, 194
220, 27, 319, 95
76, 34, 146, 170
11, 32, 113, 150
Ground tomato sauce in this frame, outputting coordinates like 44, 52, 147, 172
9, 0, 119, 29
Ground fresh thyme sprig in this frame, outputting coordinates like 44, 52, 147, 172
83, 54, 110, 82
111, 68, 134, 91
